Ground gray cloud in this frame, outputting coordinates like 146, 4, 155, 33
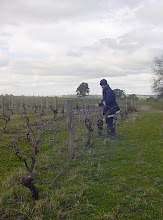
0, 51, 9, 67
0, 59, 8, 67
0, 0, 162, 95
0, 0, 144, 26
136, 0, 163, 25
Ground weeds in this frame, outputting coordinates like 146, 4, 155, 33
0, 102, 163, 219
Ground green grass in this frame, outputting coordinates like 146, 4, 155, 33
0, 105, 163, 219
136, 101, 163, 111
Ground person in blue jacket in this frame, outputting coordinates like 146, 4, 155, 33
95, 79, 120, 137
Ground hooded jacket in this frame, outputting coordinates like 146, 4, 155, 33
99, 85, 120, 117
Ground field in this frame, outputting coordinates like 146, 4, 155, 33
0, 97, 163, 219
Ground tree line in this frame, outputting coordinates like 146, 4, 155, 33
76, 53, 163, 101
76, 82, 139, 101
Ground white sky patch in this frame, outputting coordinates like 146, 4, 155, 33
0, 0, 162, 96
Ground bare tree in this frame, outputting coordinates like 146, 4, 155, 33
152, 54, 163, 98
15, 108, 54, 200
0, 114, 11, 133
49, 105, 58, 119
85, 118, 93, 146
5, 103, 14, 115
97, 118, 103, 136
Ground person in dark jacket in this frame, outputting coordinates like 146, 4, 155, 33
95, 79, 120, 137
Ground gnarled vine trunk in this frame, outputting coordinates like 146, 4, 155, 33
20, 176, 38, 200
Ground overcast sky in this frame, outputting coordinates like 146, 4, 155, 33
0, 0, 163, 96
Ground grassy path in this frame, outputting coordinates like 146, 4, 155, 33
0, 112, 163, 219
58, 112, 162, 219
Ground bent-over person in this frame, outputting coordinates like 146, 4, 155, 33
95, 79, 120, 137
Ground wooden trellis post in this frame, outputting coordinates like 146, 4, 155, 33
54, 96, 58, 109
46, 96, 49, 110
125, 98, 128, 111
41, 97, 43, 111
1, 95, 4, 116
11, 95, 14, 109
67, 100, 74, 157
21, 96, 23, 108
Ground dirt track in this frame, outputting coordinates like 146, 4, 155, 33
138, 105, 158, 112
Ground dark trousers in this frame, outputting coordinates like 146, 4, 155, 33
106, 117, 115, 135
